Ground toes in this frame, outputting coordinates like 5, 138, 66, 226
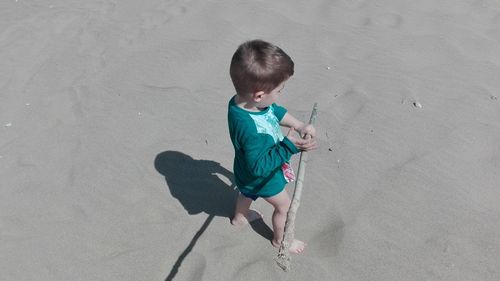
289, 240, 306, 254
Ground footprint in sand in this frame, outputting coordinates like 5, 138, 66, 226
141, 4, 187, 30
493, 13, 500, 24
311, 219, 345, 257
232, 259, 280, 280
476, 86, 498, 102
334, 0, 369, 10
332, 87, 370, 122
363, 13, 404, 28
186, 254, 207, 281
168, 252, 206, 281
90, 0, 116, 15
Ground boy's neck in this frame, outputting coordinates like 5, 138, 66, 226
234, 95, 265, 112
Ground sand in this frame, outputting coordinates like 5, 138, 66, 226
1, 0, 500, 280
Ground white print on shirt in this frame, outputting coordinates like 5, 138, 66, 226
249, 107, 284, 143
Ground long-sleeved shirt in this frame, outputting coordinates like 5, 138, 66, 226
227, 96, 299, 198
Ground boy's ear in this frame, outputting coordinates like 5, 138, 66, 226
252, 91, 266, 102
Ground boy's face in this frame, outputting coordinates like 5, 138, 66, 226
255, 81, 286, 108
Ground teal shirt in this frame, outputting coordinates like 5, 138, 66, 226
227, 96, 300, 198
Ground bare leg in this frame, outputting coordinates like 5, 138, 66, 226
231, 193, 262, 226
264, 190, 306, 254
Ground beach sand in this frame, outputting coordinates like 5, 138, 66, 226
1, 0, 500, 280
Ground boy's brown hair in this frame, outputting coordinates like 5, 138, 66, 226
230, 40, 294, 96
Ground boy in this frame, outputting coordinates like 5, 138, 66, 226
227, 40, 317, 254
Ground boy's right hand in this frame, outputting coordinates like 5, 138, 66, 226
287, 128, 318, 151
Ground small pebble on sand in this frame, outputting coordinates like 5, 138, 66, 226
5, 122, 12, 127
413, 102, 423, 108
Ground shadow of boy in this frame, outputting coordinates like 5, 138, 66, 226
154, 150, 237, 218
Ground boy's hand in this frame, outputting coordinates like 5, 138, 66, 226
297, 124, 316, 140
287, 128, 318, 151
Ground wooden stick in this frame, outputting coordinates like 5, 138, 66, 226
275, 103, 318, 271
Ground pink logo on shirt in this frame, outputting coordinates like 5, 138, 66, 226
281, 162, 296, 183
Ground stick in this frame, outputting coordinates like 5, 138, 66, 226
275, 103, 318, 271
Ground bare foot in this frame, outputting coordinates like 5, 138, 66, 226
272, 239, 306, 254
231, 209, 263, 226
